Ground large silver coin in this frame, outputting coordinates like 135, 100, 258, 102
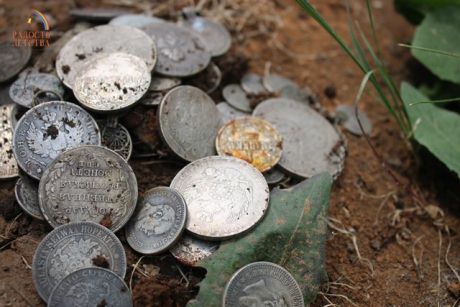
70, 8, 131, 22
38, 145, 138, 231
56, 25, 156, 88
217, 102, 247, 127
263, 74, 297, 93
109, 14, 165, 28
159, 86, 219, 162
169, 234, 219, 266
149, 76, 181, 92
15, 176, 43, 220
170, 156, 269, 240
12, 101, 101, 180
336, 104, 372, 136
0, 43, 31, 83
223, 262, 304, 307
222, 84, 252, 113
253, 98, 345, 179
0, 104, 19, 178
141, 23, 211, 77
125, 187, 187, 254
32, 222, 127, 302
99, 121, 133, 160
73, 52, 151, 112
241, 73, 267, 95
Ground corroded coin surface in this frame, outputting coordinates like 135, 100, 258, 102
217, 102, 247, 127
169, 234, 219, 266
336, 104, 372, 136
170, 156, 269, 240
109, 14, 165, 28
159, 86, 219, 161
99, 121, 133, 160
0, 105, 19, 178
223, 262, 304, 307
222, 84, 252, 113
216, 116, 283, 172
15, 176, 43, 220
149, 76, 181, 92
0, 43, 31, 83
12, 101, 101, 180
48, 267, 132, 307
38, 145, 138, 231
125, 187, 187, 254
32, 222, 126, 302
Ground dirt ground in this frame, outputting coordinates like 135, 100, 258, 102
0, 0, 459, 306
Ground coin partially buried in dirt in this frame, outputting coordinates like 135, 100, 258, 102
32, 222, 126, 302
0, 104, 19, 179
0, 42, 31, 83
15, 175, 43, 220
38, 145, 138, 231
170, 156, 269, 240
169, 234, 219, 266
125, 187, 187, 254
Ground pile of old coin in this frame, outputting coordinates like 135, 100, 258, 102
0, 7, 352, 307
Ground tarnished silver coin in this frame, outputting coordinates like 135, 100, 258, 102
185, 62, 222, 94
169, 234, 219, 266
170, 156, 269, 240
336, 104, 372, 136
0, 104, 19, 178
12, 101, 101, 180
9, 73, 65, 108
38, 145, 138, 231
70, 8, 131, 22
56, 25, 156, 88
0, 43, 31, 83
222, 84, 252, 113
223, 262, 304, 307
141, 23, 211, 77
253, 98, 345, 179
109, 14, 165, 28
159, 86, 219, 162
280, 84, 314, 104
73, 52, 151, 112
125, 187, 187, 254
263, 167, 286, 186
98, 121, 133, 160
241, 73, 267, 95
140, 91, 163, 106
15, 176, 43, 220
217, 102, 247, 127
149, 76, 181, 92
32, 222, 127, 302
263, 74, 297, 93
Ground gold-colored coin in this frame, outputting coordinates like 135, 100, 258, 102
216, 116, 282, 172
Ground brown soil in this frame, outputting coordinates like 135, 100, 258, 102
1, 0, 459, 306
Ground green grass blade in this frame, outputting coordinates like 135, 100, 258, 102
409, 97, 460, 106
365, 0, 382, 57
399, 43, 460, 58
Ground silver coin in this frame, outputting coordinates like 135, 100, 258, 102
241, 73, 267, 95
125, 187, 187, 254
140, 91, 163, 106
253, 98, 345, 179
56, 25, 156, 88
141, 23, 211, 77
222, 84, 252, 113
217, 102, 247, 127
70, 8, 131, 22
9, 73, 65, 108
263, 167, 286, 185
99, 121, 133, 160
15, 176, 43, 220
185, 62, 222, 94
73, 52, 151, 112
223, 262, 304, 307
149, 76, 181, 92
336, 104, 372, 136
0, 104, 19, 178
170, 156, 269, 240
48, 267, 132, 307
12, 101, 101, 180
109, 14, 165, 28
159, 86, 219, 162
0, 43, 31, 83
280, 84, 314, 104
38, 145, 138, 231
169, 234, 219, 266
263, 74, 297, 93
32, 221, 127, 302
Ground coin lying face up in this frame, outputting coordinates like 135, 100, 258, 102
0, 105, 19, 179
15, 175, 43, 220
241, 73, 267, 95
38, 145, 138, 231
98, 120, 133, 160
217, 102, 247, 127
222, 84, 252, 113
336, 104, 372, 136
0, 42, 31, 83
169, 234, 219, 266
263, 74, 298, 93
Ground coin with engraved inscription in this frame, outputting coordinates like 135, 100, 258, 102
141, 23, 211, 77
217, 102, 247, 127
159, 86, 219, 161
38, 145, 138, 231
0, 105, 19, 178
98, 121, 133, 160
263, 167, 286, 186
263, 74, 297, 93
32, 222, 126, 302
185, 62, 221, 94
56, 25, 156, 88
171, 156, 269, 240
223, 262, 304, 307
222, 84, 252, 113
125, 187, 186, 254
216, 116, 283, 172
109, 14, 165, 28
253, 98, 346, 179
169, 234, 219, 266
336, 104, 372, 136
73, 52, 151, 112
15, 176, 43, 220
241, 73, 267, 95
149, 76, 181, 92
12, 101, 101, 180
0, 42, 31, 83
70, 8, 131, 22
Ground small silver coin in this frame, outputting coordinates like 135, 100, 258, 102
109, 14, 165, 28
149, 76, 181, 92
48, 267, 132, 307
169, 234, 219, 266
73, 52, 151, 112
0, 43, 31, 83
70, 8, 132, 22
141, 23, 211, 77
32, 222, 127, 302
56, 25, 156, 88
336, 104, 372, 136
222, 84, 252, 113
0, 104, 19, 178
253, 98, 345, 179
217, 102, 247, 127
185, 62, 222, 94
12, 101, 101, 180
125, 187, 187, 254
38, 145, 138, 231
170, 156, 269, 240
263, 74, 297, 93
140, 91, 163, 106
280, 84, 314, 104
223, 262, 304, 307
241, 73, 267, 95
9, 73, 65, 108
263, 167, 286, 186
158, 86, 219, 162
98, 121, 133, 160
15, 176, 43, 220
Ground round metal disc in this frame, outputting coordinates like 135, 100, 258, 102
38, 145, 138, 232
125, 187, 187, 254
169, 234, 219, 266
32, 222, 127, 302
158, 86, 219, 162
73, 52, 151, 112
223, 262, 304, 307
170, 156, 269, 240
253, 98, 346, 179
263, 74, 297, 93
241, 73, 267, 95
15, 176, 43, 220
109, 14, 165, 28
336, 104, 372, 136
263, 167, 286, 186
98, 121, 133, 160
222, 84, 252, 113
0, 43, 31, 83
12, 101, 101, 180
56, 25, 157, 88
280, 84, 314, 105
149, 76, 181, 92
0, 104, 19, 178
70, 8, 131, 22
217, 102, 247, 127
